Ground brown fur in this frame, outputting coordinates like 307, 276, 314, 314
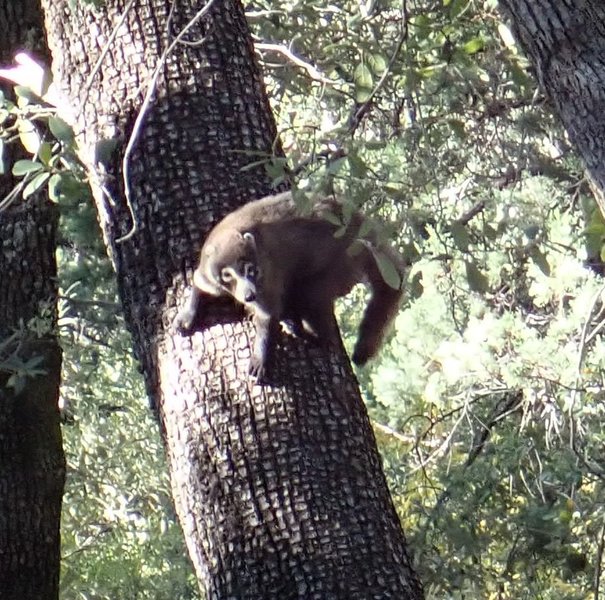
175, 191, 405, 378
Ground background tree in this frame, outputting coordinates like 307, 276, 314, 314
6, 0, 605, 597
0, 2, 65, 599
36, 0, 423, 598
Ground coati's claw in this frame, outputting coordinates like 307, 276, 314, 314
248, 355, 266, 381
174, 309, 195, 334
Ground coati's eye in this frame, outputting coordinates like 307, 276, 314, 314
244, 263, 258, 280
220, 268, 233, 284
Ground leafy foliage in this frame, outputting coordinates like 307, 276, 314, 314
250, 0, 605, 597
57, 199, 201, 599
4, 0, 605, 597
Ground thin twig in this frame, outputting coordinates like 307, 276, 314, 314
117, 0, 217, 243
594, 522, 605, 600
568, 283, 605, 448
348, 0, 409, 131
255, 43, 336, 85
79, 0, 137, 113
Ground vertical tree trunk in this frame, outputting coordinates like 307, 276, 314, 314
40, 0, 423, 597
0, 2, 65, 599
498, 1, 605, 205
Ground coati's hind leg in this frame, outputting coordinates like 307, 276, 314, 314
284, 278, 341, 348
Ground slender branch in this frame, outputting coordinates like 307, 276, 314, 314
594, 522, 605, 600
254, 43, 336, 85
348, 0, 409, 132
79, 0, 137, 114
453, 199, 486, 227
117, 0, 217, 243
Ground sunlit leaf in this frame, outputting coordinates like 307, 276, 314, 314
23, 171, 50, 198
347, 152, 368, 178
450, 221, 471, 252
463, 37, 485, 55
464, 260, 489, 293
48, 115, 75, 144
17, 118, 41, 154
498, 23, 517, 49
12, 159, 43, 176
529, 247, 551, 276
38, 141, 53, 166
374, 249, 402, 290
368, 53, 387, 75
353, 62, 373, 102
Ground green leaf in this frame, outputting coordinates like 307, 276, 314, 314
17, 119, 41, 154
0, 139, 4, 175
12, 159, 43, 176
94, 138, 119, 165
463, 37, 485, 55
38, 141, 53, 167
368, 53, 387, 75
13, 86, 38, 104
23, 171, 50, 198
264, 157, 288, 181
529, 247, 551, 276
48, 173, 62, 202
357, 218, 374, 239
347, 152, 368, 178
322, 211, 343, 226
48, 115, 75, 144
374, 249, 402, 290
401, 242, 421, 264
449, 0, 471, 19
509, 61, 530, 90
465, 260, 489, 294
353, 62, 373, 102
327, 156, 347, 175
448, 119, 466, 139
450, 221, 471, 252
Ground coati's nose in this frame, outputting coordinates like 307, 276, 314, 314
245, 291, 256, 303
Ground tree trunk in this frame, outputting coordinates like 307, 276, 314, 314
498, 1, 605, 208
40, 0, 423, 597
0, 2, 65, 599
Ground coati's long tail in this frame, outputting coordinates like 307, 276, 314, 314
351, 245, 406, 365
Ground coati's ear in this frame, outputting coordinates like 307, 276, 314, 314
242, 231, 256, 249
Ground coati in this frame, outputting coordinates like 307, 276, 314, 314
175, 190, 406, 378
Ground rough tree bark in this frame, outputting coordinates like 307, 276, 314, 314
39, 0, 423, 598
0, 4, 65, 599
498, 1, 605, 208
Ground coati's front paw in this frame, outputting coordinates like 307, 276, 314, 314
248, 353, 267, 381
174, 307, 196, 334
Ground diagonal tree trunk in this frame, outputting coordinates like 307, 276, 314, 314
0, 2, 65, 599
498, 1, 605, 208
40, 0, 423, 597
